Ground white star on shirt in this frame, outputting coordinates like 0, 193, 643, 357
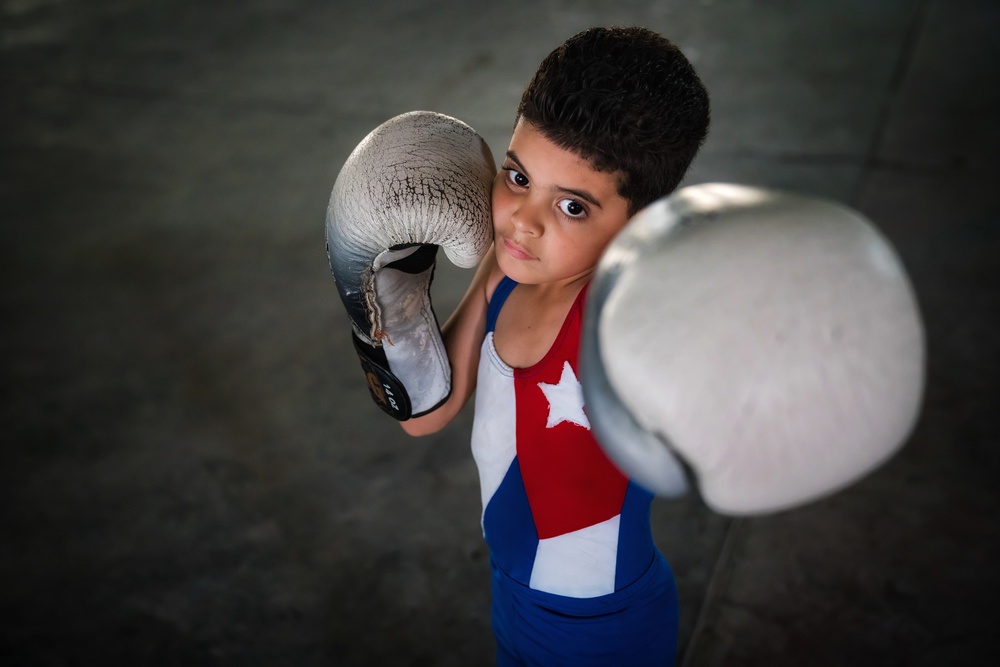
538, 361, 591, 430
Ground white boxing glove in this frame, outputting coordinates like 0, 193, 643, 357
326, 111, 495, 419
580, 184, 925, 515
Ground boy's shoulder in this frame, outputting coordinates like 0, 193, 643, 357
480, 246, 507, 304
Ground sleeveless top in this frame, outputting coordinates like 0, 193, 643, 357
470, 276, 657, 598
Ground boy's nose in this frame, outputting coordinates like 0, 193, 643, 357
511, 201, 544, 236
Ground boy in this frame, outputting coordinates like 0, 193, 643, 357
402, 26, 710, 665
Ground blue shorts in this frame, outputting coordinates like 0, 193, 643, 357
489, 552, 679, 666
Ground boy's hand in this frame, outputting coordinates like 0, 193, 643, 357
326, 111, 495, 420
580, 184, 925, 515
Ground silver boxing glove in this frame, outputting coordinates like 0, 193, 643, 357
580, 184, 925, 514
326, 111, 495, 419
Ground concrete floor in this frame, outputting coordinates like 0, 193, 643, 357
2, 0, 997, 664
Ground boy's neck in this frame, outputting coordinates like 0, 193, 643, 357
517, 270, 593, 303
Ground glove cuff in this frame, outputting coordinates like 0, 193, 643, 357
352, 331, 412, 419
351, 330, 451, 421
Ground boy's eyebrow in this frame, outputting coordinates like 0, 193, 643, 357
505, 150, 604, 209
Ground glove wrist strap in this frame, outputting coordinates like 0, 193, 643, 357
352, 331, 413, 420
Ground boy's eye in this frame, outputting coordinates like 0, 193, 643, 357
558, 198, 587, 218
504, 167, 529, 188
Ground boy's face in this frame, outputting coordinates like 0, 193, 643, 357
492, 119, 631, 286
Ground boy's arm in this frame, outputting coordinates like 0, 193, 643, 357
401, 247, 501, 436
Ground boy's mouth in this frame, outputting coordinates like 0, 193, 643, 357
502, 238, 536, 261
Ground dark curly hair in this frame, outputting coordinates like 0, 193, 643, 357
517, 26, 710, 216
